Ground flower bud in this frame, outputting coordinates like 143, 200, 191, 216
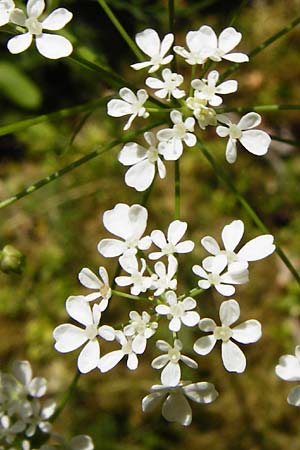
0, 245, 25, 274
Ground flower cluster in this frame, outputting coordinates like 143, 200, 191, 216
0, 360, 94, 449
53, 202, 275, 425
0, 0, 73, 59
106, 26, 271, 192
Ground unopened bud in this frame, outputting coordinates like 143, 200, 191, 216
0, 245, 25, 274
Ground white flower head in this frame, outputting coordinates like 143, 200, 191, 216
0, 0, 15, 26
216, 112, 271, 163
192, 254, 248, 296
24, 398, 56, 438
53, 298, 114, 374
118, 132, 166, 192
11, 361, 47, 399
115, 255, 154, 295
185, 96, 217, 130
123, 311, 158, 354
7, 0, 73, 59
193, 299, 262, 373
149, 219, 195, 260
98, 203, 151, 259
107, 87, 149, 131
98, 331, 141, 373
131, 28, 174, 73
0, 414, 25, 444
276, 345, 300, 406
77, 266, 111, 310
142, 381, 218, 426
146, 68, 185, 100
151, 255, 178, 296
173, 28, 211, 65
191, 70, 238, 107
155, 290, 200, 332
201, 219, 275, 274
152, 339, 198, 386
157, 111, 196, 160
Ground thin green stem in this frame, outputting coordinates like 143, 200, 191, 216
229, 0, 250, 27
189, 65, 196, 96
197, 139, 300, 285
174, 159, 180, 219
111, 289, 149, 301
0, 121, 163, 210
178, 287, 204, 301
51, 371, 80, 422
270, 135, 300, 147
168, 0, 177, 72
219, 104, 300, 113
96, 0, 143, 60
220, 15, 300, 81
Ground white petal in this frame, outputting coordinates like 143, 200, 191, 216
218, 27, 241, 53
238, 112, 261, 130
192, 264, 207, 278
169, 317, 181, 332
201, 236, 220, 255
199, 318, 217, 332
12, 361, 32, 386
167, 220, 187, 245
162, 393, 192, 426
152, 355, 169, 369
225, 138, 237, 164
232, 320, 262, 343
53, 324, 87, 352
160, 33, 174, 56
28, 377, 47, 397
27, 0, 44, 18
219, 299, 240, 326
98, 350, 124, 372
180, 355, 198, 369
240, 130, 271, 155
118, 142, 147, 165
211, 254, 227, 274
221, 340, 246, 373
142, 392, 165, 412
66, 297, 93, 326
222, 52, 249, 63
275, 355, 300, 381
184, 382, 219, 404
238, 235, 275, 261
215, 283, 235, 296
132, 335, 147, 354
193, 335, 216, 355
197, 25, 217, 49
42, 8, 72, 30
127, 353, 138, 370
136, 28, 160, 57
107, 99, 131, 117
222, 220, 244, 252
156, 340, 170, 352
182, 311, 200, 327
7, 33, 32, 54
182, 297, 196, 310
79, 268, 101, 289
161, 362, 180, 386
125, 159, 155, 191
288, 386, 300, 406
77, 340, 100, 373
69, 435, 94, 450
97, 238, 126, 257
216, 80, 238, 95
35, 33, 72, 59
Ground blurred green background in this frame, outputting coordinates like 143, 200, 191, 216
1, 0, 300, 449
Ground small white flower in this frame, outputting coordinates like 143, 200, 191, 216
185, 97, 217, 130
7, 0, 73, 59
0, 415, 25, 444
145, 68, 185, 100
149, 219, 194, 260
157, 111, 196, 160
67, 435, 94, 450
11, 361, 47, 399
142, 381, 218, 426
131, 28, 174, 73
123, 311, 158, 354
152, 339, 198, 386
0, 0, 15, 26
191, 70, 237, 107
107, 87, 149, 130
53, 298, 114, 374
173, 28, 211, 65
24, 398, 56, 438
276, 346, 300, 406
216, 112, 271, 163
155, 291, 200, 332
201, 219, 275, 274
193, 299, 262, 373
115, 255, 154, 295
98, 331, 141, 372
98, 203, 151, 259
77, 266, 111, 310
151, 255, 178, 296
118, 132, 166, 192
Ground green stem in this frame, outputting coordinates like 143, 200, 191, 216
270, 135, 300, 147
0, 121, 163, 210
229, 0, 250, 26
220, 15, 300, 81
168, 0, 177, 72
174, 159, 180, 219
51, 370, 80, 422
189, 65, 196, 96
178, 287, 204, 300
96, 0, 143, 60
219, 104, 300, 113
197, 139, 300, 286
0, 98, 108, 138
111, 289, 149, 301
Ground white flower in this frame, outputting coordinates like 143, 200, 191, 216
97, 203, 151, 258
123, 311, 158, 354
142, 381, 218, 426
173, 28, 211, 65
145, 69, 185, 100
152, 339, 198, 386
275, 346, 300, 406
24, 398, 56, 438
155, 291, 200, 332
216, 112, 271, 163
185, 97, 217, 130
149, 220, 194, 260
201, 219, 275, 274
77, 266, 111, 310
157, 111, 196, 160
67, 435, 94, 450
107, 87, 149, 131
0, 0, 15, 26
118, 132, 166, 192
191, 70, 237, 107
7, 0, 73, 59
115, 255, 154, 295
151, 255, 178, 296
53, 297, 114, 374
0, 415, 25, 444
131, 28, 174, 73
193, 299, 262, 373
192, 254, 249, 296
98, 331, 141, 372
11, 361, 47, 399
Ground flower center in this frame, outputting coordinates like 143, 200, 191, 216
125, 237, 138, 249
207, 273, 221, 285
25, 17, 43, 35
202, 84, 216, 98
170, 302, 184, 318
186, 96, 207, 111
168, 348, 181, 363
222, 250, 237, 264
147, 146, 159, 163
229, 124, 242, 140
213, 325, 232, 342
100, 284, 110, 298
173, 122, 187, 139
162, 242, 176, 255
151, 54, 162, 65
122, 340, 132, 355
85, 324, 98, 340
